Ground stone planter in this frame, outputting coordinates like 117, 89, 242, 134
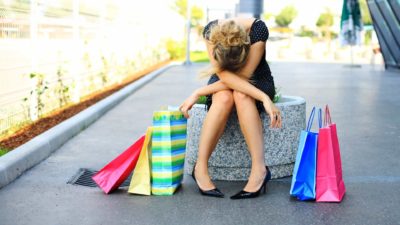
185, 96, 306, 180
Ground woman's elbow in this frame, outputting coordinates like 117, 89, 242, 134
217, 74, 232, 86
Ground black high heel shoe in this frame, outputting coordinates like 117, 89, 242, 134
230, 166, 271, 200
192, 163, 224, 198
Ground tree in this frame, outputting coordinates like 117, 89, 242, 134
191, 5, 204, 27
263, 13, 274, 21
172, 0, 187, 18
359, 0, 373, 44
171, 0, 204, 27
170, 0, 205, 59
275, 6, 298, 27
316, 11, 334, 39
359, 0, 372, 26
316, 10, 335, 50
316, 12, 334, 28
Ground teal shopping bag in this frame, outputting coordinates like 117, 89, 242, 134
290, 107, 322, 200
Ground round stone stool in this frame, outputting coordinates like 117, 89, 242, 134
185, 96, 306, 180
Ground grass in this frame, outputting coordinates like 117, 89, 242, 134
190, 51, 209, 63
0, 147, 9, 157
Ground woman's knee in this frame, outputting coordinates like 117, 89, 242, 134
212, 90, 234, 107
233, 91, 254, 104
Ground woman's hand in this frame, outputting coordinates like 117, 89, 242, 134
263, 99, 282, 128
179, 91, 200, 119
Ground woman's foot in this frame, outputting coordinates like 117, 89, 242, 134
230, 166, 271, 200
192, 162, 224, 198
243, 166, 267, 192
193, 163, 217, 191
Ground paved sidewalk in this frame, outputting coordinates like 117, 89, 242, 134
0, 62, 399, 225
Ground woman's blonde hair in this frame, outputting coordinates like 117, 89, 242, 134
200, 20, 250, 78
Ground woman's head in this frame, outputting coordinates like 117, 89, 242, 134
208, 20, 250, 73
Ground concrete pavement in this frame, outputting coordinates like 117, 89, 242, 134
0, 62, 399, 225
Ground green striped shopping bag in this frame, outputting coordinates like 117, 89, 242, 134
151, 108, 187, 195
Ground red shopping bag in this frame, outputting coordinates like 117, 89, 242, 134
316, 105, 346, 202
92, 135, 145, 194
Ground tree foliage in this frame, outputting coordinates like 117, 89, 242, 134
172, 0, 187, 18
316, 11, 334, 27
263, 13, 274, 21
191, 5, 204, 27
275, 6, 298, 27
171, 0, 204, 26
316, 11, 334, 42
359, 0, 372, 25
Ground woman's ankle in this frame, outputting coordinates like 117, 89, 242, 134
251, 163, 267, 173
195, 160, 208, 172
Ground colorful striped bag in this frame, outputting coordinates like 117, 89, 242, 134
151, 107, 187, 195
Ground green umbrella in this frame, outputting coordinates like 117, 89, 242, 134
340, 0, 363, 46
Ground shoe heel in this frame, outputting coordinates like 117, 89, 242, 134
263, 166, 271, 194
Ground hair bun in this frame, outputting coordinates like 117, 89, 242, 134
200, 20, 251, 77
209, 20, 250, 48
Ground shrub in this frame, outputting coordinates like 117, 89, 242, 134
321, 31, 338, 39
166, 39, 185, 60
275, 6, 298, 27
297, 27, 316, 37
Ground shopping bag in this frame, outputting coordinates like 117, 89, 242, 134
290, 107, 322, 200
128, 127, 153, 195
316, 105, 346, 202
151, 106, 187, 196
92, 135, 145, 194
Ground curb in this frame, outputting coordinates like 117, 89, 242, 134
0, 62, 179, 189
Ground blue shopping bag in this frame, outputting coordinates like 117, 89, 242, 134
290, 107, 322, 200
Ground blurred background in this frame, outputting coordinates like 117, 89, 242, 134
0, 0, 389, 139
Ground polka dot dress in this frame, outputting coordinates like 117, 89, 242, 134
203, 19, 276, 114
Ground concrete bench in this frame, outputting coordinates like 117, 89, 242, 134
184, 96, 306, 180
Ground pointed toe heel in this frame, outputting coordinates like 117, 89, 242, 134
230, 166, 271, 200
192, 163, 224, 198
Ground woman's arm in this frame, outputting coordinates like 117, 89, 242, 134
205, 36, 267, 100
216, 70, 281, 128
180, 25, 281, 127
217, 70, 271, 103
179, 81, 230, 119
194, 80, 230, 96
237, 42, 266, 79
217, 70, 281, 128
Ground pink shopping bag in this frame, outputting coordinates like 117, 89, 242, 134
92, 135, 145, 194
316, 105, 346, 202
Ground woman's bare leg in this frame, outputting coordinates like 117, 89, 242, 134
195, 90, 234, 190
233, 91, 267, 192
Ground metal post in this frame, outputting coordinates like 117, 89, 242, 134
72, 0, 80, 103
29, 0, 38, 121
350, 45, 354, 66
184, 0, 191, 65
206, 7, 209, 23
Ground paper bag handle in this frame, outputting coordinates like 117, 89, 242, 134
307, 107, 322, 131
324, 105, 332, 126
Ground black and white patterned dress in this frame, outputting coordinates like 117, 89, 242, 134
203, 19, 275, 113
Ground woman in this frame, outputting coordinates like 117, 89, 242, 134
179, 17, 282, 199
